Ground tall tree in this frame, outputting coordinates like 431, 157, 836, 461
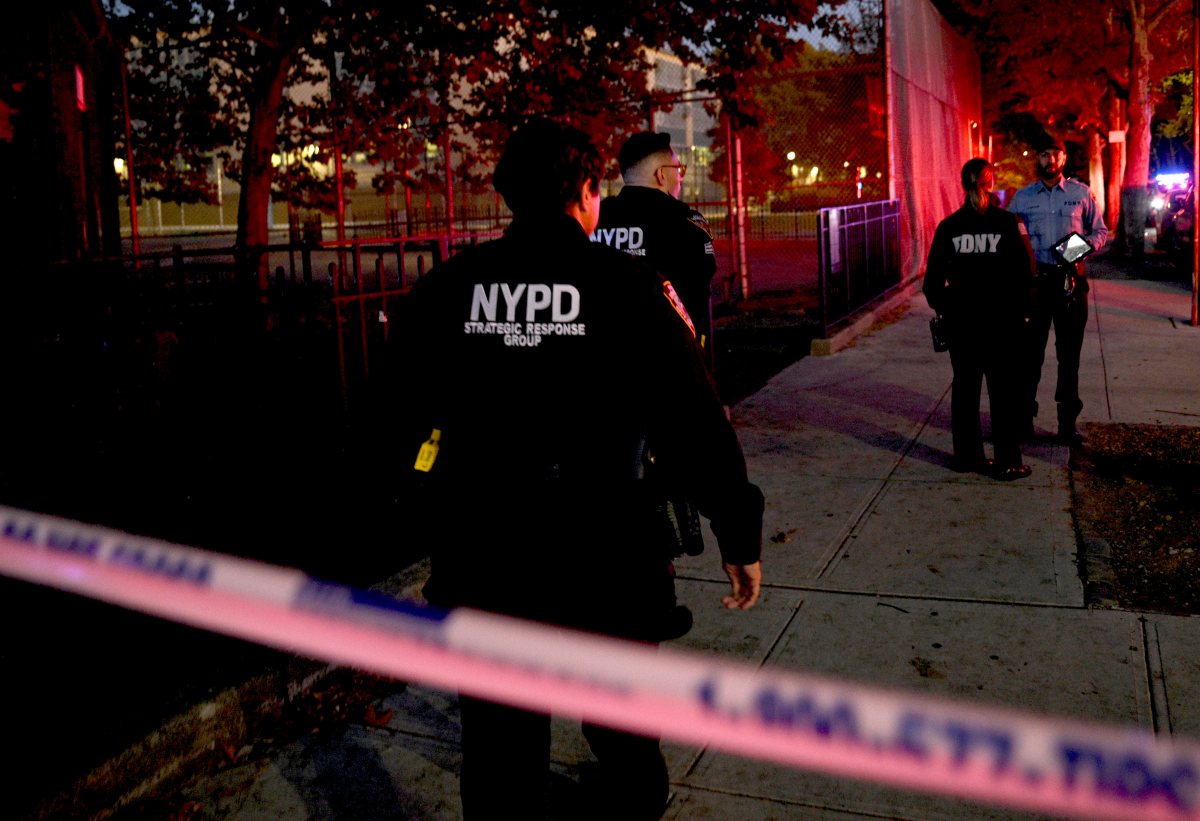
120, 34, 225, 213
107, 0, 342, 285
1154, 69, 1195, 171
1119, 0, 1192, 250
105, 1, 821, 289
933, 0, 1191, 249
705, 0, 887, 206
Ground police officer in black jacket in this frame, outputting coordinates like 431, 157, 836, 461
383, 119, 764, 821
594, 131, 718, 360
923, 158, 1036, 480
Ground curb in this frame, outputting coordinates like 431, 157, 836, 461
31, 658, 334, 820
809, 278, 922, 356
32, 562, 434, 819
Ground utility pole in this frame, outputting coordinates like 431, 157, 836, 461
330, 51, 348, 282
333, 114, 347, 280
119, 60, 140, 259
442, 128, 455, 261
726, 118, 750, 299
1192, 0, 1198, 325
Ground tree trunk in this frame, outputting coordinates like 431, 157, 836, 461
1086, 128, 1107, 222
235, 48, 292, 293
1103, 86, 1126, 235
1120, 0, 1154, 255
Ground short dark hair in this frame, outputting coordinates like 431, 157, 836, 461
493, 119, 603, 216
617, 131, 673, 174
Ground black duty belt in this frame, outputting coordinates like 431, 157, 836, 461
1037, 262, 1071, 275
1036, 263, 1086, 298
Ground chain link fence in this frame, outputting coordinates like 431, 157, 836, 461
731, 61, 888, 227
110, 7, 893, 405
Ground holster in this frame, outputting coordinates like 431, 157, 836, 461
637, 436, 706, 559
1036, 263, 1084, 302
659, 495, 706, 557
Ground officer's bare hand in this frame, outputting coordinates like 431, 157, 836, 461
721, 561, 762, 610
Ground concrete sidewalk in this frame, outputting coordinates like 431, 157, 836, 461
42, 254, 1200, 820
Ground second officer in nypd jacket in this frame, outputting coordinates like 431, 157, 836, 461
594, 131, 719, 358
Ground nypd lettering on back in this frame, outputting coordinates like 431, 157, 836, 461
466, 282, 587, 347
592, 226, 646, 256
952, 233, 1001, 254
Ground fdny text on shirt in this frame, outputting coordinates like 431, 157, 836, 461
952, 233, 1001, 253
466, 282, 586, 347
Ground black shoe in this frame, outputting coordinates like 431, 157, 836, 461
657, 605, 693, 641
1057, 428, 1084, 447
994, 464, 1032, 481
951, 457, 993, 474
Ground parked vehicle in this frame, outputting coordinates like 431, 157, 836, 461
1150, 172, 1194, 266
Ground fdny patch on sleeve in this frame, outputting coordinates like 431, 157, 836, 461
663, 279, 697, 338
688, 210, 714, 240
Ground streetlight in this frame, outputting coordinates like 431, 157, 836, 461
119, 60, 140, 258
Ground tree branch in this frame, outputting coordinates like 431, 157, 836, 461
1147, 0, 1189, 32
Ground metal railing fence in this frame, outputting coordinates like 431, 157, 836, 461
817, 199, 902, 334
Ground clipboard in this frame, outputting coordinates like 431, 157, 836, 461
1053, 232, 1094, 264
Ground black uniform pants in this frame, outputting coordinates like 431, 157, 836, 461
949, 335, 1023, 469
1024, 267, 1089, 430
458, 694, 669, 820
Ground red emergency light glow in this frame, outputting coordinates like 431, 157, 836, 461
75, 66, 86, 112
